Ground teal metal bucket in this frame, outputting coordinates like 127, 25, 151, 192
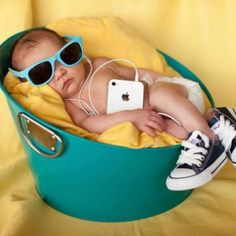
0, 30, 214, 222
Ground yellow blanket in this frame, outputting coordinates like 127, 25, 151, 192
1, 1, 236, 236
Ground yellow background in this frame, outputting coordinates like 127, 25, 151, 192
0, 1, 236, 235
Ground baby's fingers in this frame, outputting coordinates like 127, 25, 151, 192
142, 125, 156, 137
149, 115, 165, 131
146, 120, 164, 132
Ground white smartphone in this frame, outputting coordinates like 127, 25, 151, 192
106, 79, 144, 114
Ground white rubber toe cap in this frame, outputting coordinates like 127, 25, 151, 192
169, 168, 196, 179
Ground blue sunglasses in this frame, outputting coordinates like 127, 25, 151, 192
9, 36, 84, 86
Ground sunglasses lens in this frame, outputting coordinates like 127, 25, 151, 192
29, 61, 52, 85
60, 42, 82, 65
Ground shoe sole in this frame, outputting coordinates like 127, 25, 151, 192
166, 152, 227, 191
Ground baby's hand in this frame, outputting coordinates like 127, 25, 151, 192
129, 108, 165, 137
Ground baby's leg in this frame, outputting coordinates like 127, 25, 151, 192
149, 81, 216, 140
156, 82, 227, 191
164, 118, 188, 140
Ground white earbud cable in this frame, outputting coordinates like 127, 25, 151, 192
87, 58, 139, 115
66, 55, 96, 116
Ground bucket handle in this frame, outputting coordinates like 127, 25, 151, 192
17, 112, 64, 158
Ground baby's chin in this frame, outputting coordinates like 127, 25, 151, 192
62, 84, 81, 99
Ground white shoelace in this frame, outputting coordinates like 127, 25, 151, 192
213, 115, 236, 150
177, 131, 210, 167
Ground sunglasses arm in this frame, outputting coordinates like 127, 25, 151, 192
8, 68, 24, 78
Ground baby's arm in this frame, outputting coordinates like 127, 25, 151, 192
65, 101, 165, 137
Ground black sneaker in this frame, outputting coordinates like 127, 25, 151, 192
208, 107, 236, 166
166, 130, 227, 191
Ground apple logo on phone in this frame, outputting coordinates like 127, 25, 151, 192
122, 92, 129, 101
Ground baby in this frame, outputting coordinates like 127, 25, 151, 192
9, 28, 236, 191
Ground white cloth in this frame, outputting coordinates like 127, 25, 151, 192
140, 75, 205, 113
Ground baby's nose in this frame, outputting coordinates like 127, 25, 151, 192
54, 63, 67, 80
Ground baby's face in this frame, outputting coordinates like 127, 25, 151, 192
21, 39, 86, 99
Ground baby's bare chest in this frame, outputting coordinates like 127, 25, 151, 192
82, 69, 123, 113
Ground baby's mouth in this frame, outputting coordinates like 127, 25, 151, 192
61, 78, 73, 90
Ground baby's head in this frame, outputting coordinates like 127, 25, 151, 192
10, 28, 87, 99
10, 28, 65, 71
